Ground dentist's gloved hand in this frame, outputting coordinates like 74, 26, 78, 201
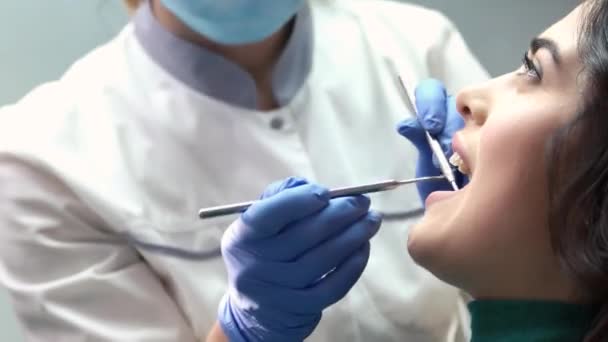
218, 177, 382, 342
396, 79, 467, 203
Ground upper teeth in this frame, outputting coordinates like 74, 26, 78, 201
449, 152, 470, 175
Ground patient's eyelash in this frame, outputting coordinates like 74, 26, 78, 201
521, 52, 541, 81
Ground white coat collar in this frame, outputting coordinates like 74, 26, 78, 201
133, 1, 313, 110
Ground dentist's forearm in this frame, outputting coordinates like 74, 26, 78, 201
205, 322, 228, 342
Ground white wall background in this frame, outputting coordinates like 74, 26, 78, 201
0, 0, 579, 340
0, 1, 129, 106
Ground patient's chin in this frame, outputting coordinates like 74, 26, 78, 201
407, 225, 464, 287
407, 225, 440, 269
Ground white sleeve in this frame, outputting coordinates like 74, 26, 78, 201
426, 12, 491, 93
0, 156, 198, 342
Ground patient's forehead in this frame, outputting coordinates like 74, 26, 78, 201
540, 5, 581, 62
534, 5, 585, 92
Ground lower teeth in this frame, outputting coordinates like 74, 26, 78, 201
450, 153, 470, 175
458, 164, 470, 174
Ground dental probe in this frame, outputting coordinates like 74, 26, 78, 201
198, 175, 446, 219
394, 74, 460, 191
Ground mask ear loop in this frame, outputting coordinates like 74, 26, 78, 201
379, 208, 425, 221
123, 232, 223, 260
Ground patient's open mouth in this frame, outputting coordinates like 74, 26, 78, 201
449, 151, 471, 176
450, 134, 474, 181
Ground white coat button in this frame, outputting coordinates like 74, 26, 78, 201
270, 117, 285, 130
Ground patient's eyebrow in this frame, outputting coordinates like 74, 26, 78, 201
531, 37, 561, 65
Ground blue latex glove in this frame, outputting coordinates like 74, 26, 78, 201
396, 79, 468, 203
218, 177, 382, 342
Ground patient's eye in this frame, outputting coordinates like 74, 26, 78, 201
519, 52, 542, 82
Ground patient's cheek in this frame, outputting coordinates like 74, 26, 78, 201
481, 112, 556, 163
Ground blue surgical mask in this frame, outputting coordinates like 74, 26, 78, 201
160, 0, 306, 45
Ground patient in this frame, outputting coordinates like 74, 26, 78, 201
204, 1, 608, 341
407, 0, 608, 340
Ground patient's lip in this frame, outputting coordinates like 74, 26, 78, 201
425, 190, 459, 207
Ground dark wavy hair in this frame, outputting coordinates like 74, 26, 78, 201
547, 0, 608, 341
